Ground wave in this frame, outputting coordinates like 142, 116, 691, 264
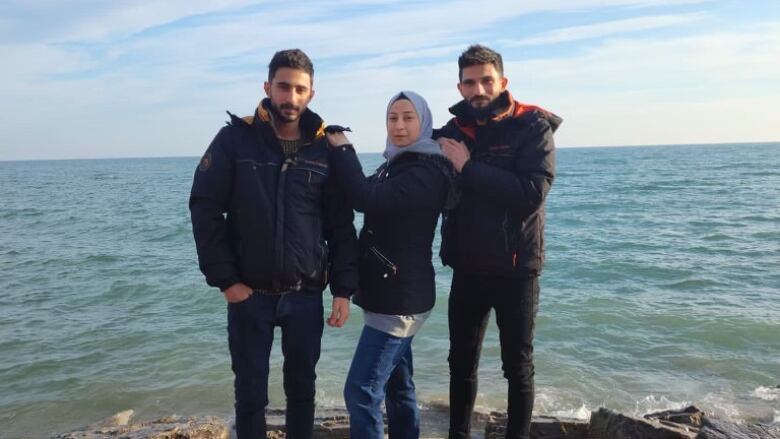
1, 208, 44, 219
702, 233, 734, 242
662, 278, 726, 290
752, 386, 780, 401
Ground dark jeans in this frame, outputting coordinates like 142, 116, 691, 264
227, 291, 324, 439
344, 325, 419, 439
448, 272, 540, 439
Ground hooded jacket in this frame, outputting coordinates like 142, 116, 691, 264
189, 99, 359, 297
434, 91, 562, 277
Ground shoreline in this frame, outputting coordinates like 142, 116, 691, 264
9, 386, 778, 438
51, 403, 780, 439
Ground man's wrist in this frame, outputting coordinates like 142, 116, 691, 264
219, 281, 240, 292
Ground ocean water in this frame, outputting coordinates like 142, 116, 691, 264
0, 143, 778, 437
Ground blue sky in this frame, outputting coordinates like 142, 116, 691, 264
1, 0, 779, 160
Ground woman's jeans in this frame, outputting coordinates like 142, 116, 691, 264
344, 325, 419, 439
448, 273, 540, 439
227, 291, 324, 439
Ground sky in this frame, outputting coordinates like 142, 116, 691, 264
1, 0, 779, 161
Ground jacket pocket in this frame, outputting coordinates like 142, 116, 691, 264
289, 162, 328, 212
501, 209, 525, 269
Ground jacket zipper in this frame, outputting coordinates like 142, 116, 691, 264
369, 246, 398, 278
272, 158, 295, 289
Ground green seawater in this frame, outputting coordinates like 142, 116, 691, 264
1, 143, 778, 437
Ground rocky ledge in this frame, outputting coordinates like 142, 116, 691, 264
54, 405, 779, 439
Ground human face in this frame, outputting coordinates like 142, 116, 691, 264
263, 67, 314, 123
457, 63, 508, 109
386, 99, 421, 147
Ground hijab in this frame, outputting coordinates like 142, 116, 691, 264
382, 91, 443, 162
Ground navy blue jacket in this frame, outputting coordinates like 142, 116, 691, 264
328, 146, 450, 314
189, 100, 359, 297
435, 91, 561, 277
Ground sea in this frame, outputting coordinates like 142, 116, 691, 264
0, 143, 778, 438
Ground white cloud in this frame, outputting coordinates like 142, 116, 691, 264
512, 23, 780, 147
0, 1, 263, 43
2, 0, 778, 160
503, 13, 708, 46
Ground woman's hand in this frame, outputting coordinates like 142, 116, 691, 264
326, 131, 351, 148
327, 297, 351, 327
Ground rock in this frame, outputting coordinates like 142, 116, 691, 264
96, 410, 135, 427
267, 414, 351, 438
589, 407, 697, 439
483, 411, 589, 439
695, 417, 780, 439
51, 406, 780, 439
644, 406, 705, 429
484, 411, 507, 438
315, 414, 351, 437
532, 416, 590, 438
54, 415, 229, 439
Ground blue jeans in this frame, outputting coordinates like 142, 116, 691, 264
227, 291, 324, 439
344, 325, 419, 439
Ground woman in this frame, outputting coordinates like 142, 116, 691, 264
326, 91, 452, 439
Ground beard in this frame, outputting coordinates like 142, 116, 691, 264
269, 101, 303, 123
466, 94, 504, 121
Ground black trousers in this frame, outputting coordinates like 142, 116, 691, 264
447, 272, 540, 439
227, 291, 324, 439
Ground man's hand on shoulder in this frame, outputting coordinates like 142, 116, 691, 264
327, 297, 350, 327
439, 137, 470, 173
223, 283, 253, 303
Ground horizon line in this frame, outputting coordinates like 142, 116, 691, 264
1, 140, 778, 163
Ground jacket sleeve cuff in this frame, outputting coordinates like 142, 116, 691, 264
330, 287, 355, 299
217, 275, 241, 292
459, 159, 479, 185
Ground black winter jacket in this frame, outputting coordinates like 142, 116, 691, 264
435, 91, 561, 277
189, 100, 359, 297
328, 146, 450, 314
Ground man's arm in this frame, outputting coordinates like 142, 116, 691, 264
432, 118, 461, 140
445, 118, 555, 219
189, 129, 242, 292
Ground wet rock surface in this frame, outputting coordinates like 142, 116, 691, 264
54, 411, 229, 439
589, 407, 697, 439
53, 405, 779, 439
696, 417, 780, 439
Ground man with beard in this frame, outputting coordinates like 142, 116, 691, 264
436, 45, 562, 439
190, 49, 358, 439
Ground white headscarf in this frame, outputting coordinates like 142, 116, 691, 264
383, 91, 443, 162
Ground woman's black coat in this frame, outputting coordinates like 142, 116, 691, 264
328, 146, 450, 315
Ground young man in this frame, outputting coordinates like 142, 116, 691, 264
189, 49, 358, 439
436, 45, 562, 439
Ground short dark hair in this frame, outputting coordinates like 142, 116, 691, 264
458, 44, 503, 81
268, 49, 314, 82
